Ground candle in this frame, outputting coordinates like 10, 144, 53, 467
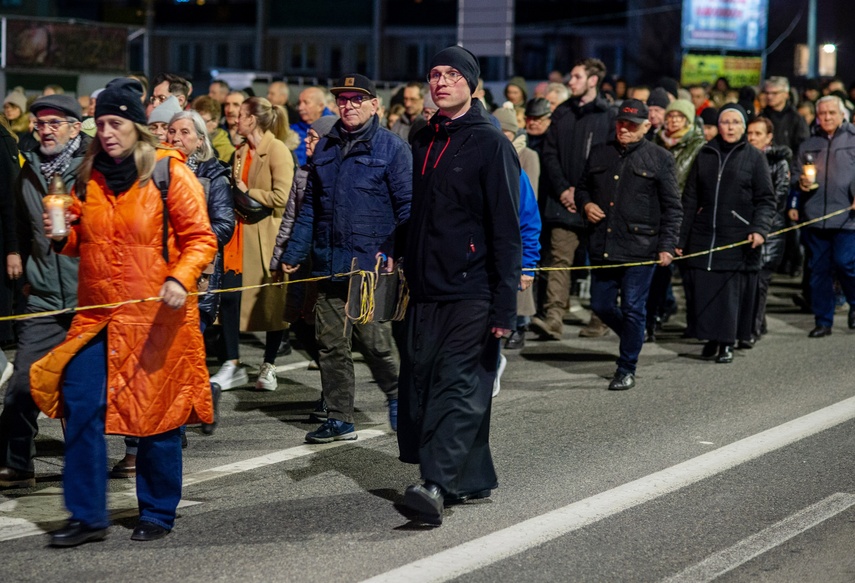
44, 195, 69, 237
804, 164, 817, 183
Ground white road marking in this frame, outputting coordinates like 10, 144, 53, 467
662, 493, 855, 582
0, 429, 387, 542
358, 395, 855, 583
274, 360, 311, 373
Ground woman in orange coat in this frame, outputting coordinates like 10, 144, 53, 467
29, 78, 217, 547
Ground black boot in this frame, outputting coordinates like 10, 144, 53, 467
715, 344, 734, 363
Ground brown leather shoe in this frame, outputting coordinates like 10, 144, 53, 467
109, 454, 137, 479
579, 314, 610, 338
0, 466, 36, 488
529, 316, 562, 340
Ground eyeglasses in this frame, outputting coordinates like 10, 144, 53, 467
34, 120, 73, 131
306, 133, 320, 143
427, 70, 464, 86
665, 113, 687, 121
149, 94, 170, 105
335, 94, 371, 108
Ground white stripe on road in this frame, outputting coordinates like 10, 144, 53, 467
663, 493, 855, 583
275, 360, 312, 373
662, 493, 855, 582
359, 396, 855, 583
0, 429, 387, 541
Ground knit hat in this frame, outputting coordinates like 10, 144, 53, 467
657, 77, 680, 100
505, 76, 528, 102
647, 87, 671, 109
311, 115, 337, 138
719, 103, 747, 127
3, 90, 27, 113
525, 97, 551, 118
665, 99, 695, 123
493, 107, 518, 133
423, 92, 437, 111
147, 95, 182, 126
428, 46, 480, 93
94, 78, 147, 125
699, 107, 719, 126
90, 88, 105, 100
30, 94, 82, 121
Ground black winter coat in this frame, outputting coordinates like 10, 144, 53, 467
762, 104, 810, 163
405, 101, 521, 330
760, 145, 791, 269
194, 157, 235, 323
679, 136, 776, 272
540, 94, 615, 229
576, 139, 682, 263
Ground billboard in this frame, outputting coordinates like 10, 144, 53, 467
681, 54, 763, 87
681, 0, 769, 52
4, 19, 127, 72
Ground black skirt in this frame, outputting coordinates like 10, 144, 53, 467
685, 269, 758, 344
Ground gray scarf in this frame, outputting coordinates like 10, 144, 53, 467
39, 134, 82, 181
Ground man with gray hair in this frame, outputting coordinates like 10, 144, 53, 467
544, 82, 569, 112
791, 95, 855, 337
762, 76, 810, 157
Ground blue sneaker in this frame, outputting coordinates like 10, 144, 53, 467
305, 419, 357, 444
387, 398, 398, 432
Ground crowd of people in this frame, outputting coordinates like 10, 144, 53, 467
0, 48, 853, 537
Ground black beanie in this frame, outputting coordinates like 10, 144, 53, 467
94, 78, 147, 125
647, 87, 670, 109
428, 46, 480, 94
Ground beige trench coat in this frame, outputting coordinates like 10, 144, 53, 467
234, 131, 294, 331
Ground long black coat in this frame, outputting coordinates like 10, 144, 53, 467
760, 145, 792, 269
576, 138, 682, 263
679, 136, 776, 272
540, 94, 615, 229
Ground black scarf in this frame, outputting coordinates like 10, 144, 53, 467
93, 151, 138, 194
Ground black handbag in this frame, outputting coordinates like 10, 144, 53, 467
232, 150, 272, 225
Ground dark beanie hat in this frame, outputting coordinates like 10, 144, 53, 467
657, 76, 680, 99
94, 78, 147, 125
647, 87, 670, 109
699, 106, 719, 125
428, 46, 480, 93
719, 103, 747, 126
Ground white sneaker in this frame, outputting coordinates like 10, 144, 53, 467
492, 353, 507, 398
210, 361, 248, 391
255, 362, 278, 391
0, 360, 13, 388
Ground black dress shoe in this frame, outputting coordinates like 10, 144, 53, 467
737, 338, 755, 349
403, 482, 444, 526
505, 329, 525, 350
0, 466, 35, 488
444, 489, 492, 506
701, 341, 719, 358
130, 521, 170, 541
49, 521, 108, 547
608, 371, 636, 390
808, 326, 832, 338
715, 344, 734, 363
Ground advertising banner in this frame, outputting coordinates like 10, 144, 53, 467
681, 0, 768, 52
5, 19, 127, 72
681, 53, 763, 87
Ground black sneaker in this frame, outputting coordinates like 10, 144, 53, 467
608, 371, 635, 391
309, 397, 328, 422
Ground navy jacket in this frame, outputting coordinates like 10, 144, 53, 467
793, 122, 855, 230
282, 115, 412, 280
405, 101, 521, 330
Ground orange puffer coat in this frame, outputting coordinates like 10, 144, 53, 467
30, 150, 218, 436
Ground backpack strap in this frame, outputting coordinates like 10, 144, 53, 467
152, 157, 172, 263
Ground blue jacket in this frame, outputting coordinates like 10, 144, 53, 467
520, 169, 541, 270
290, 108, 335, 166
282, 115, 412, 280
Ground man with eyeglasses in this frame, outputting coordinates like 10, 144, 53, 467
761, 77, 810, 162
150, 72, 191, 111
281, 74, 411, 444
397, 46, 521, 525
0, 95, 87, 488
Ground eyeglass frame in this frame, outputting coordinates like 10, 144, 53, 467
426, 69, 465, 86
34, 119, 76, 131
335, 94, 373, 108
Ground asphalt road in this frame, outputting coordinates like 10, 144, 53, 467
2, 276, 855, 583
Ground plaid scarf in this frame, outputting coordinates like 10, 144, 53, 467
186, 154, 199, 174
39, 134, 82, 181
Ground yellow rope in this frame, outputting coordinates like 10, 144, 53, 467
2, 207, 849, 323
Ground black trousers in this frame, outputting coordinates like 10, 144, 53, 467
397, 300, 500, 497
0, 311, 73, 471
